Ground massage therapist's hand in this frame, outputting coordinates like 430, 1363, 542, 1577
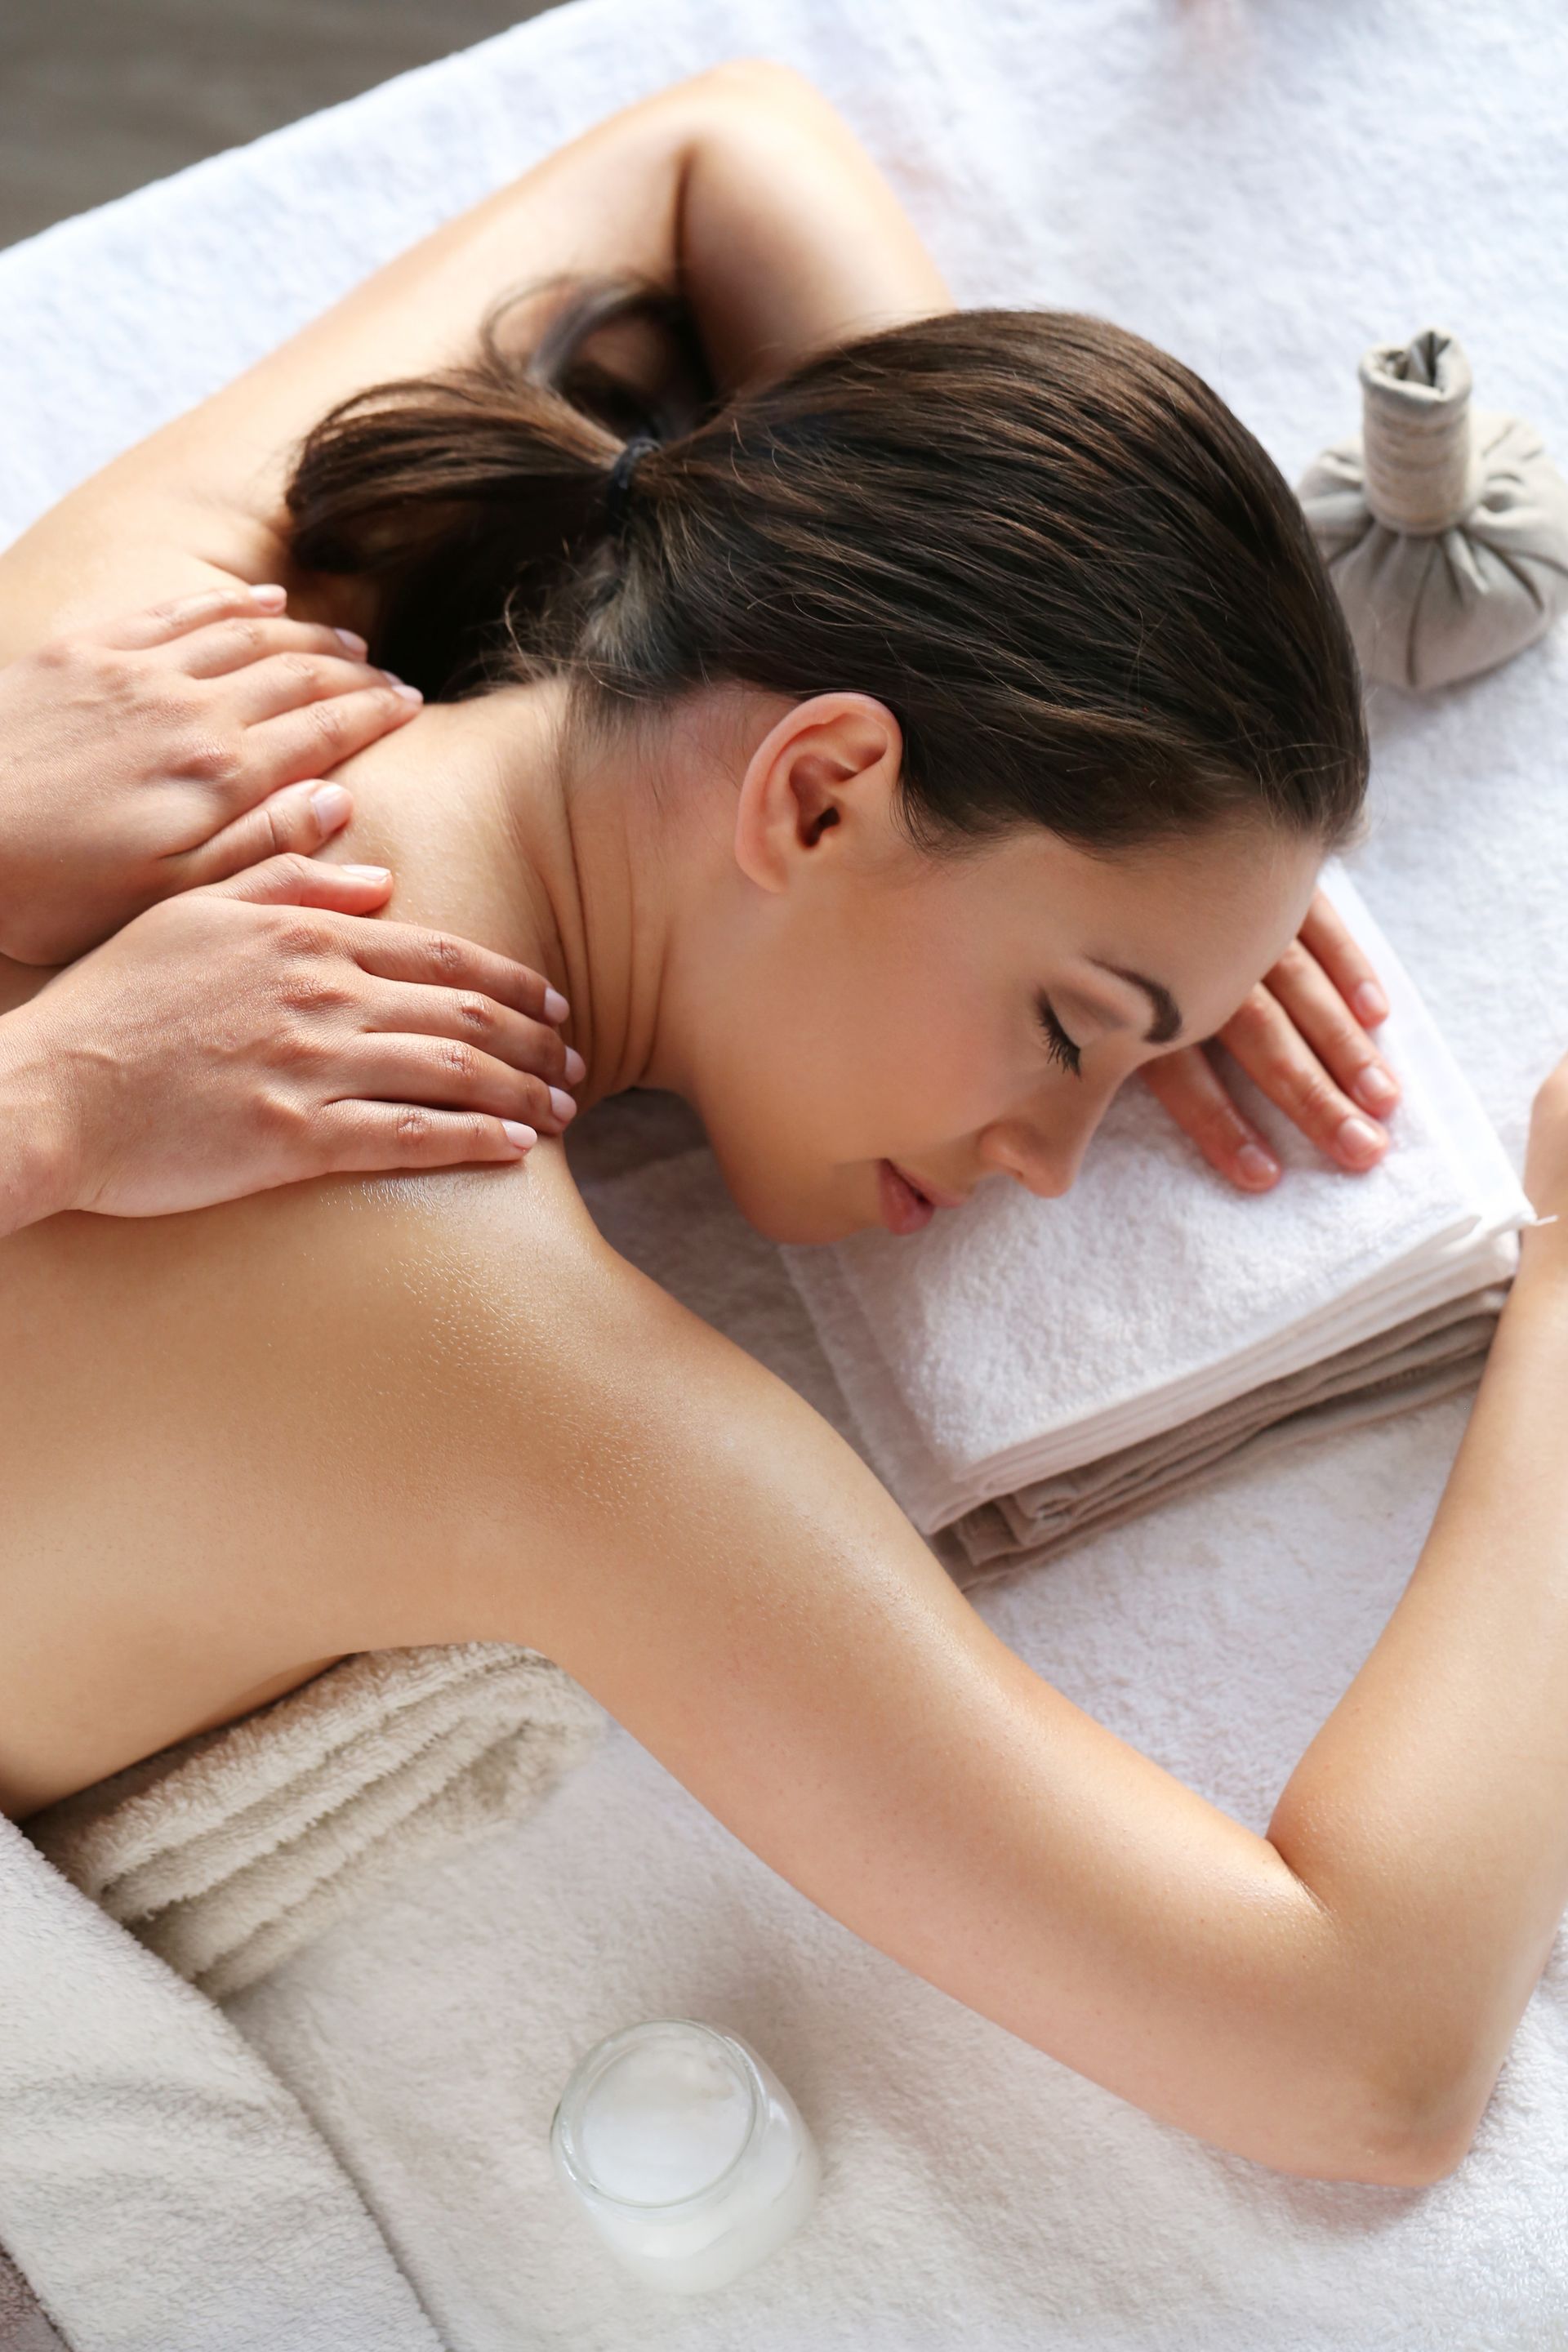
0, 853, 583, 1234
1138, 888, 1402, 1192
0, 582, 425, 964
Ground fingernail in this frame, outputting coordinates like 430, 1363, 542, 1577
543, 986, 570, 1023
548, 1087, 576, 1125
502, 1121, 537, 1152
309, 782, 351, 830
382, 671, 423, 703
250, 583, 287, 609
1352, 1062, 1399, 1113
1353, 982, 1388, 1024
334, 626, 368, 656
1236, 1143, 1281, 1186
1338, 1113, 1385, 1164
341, 862, 390, 882
563, 1046, 586, 1085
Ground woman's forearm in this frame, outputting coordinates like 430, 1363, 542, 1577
675, 61, 954, 394
1267, 1239, 1568, 2156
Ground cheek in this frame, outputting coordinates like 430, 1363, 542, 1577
800, 912, 1009, 1149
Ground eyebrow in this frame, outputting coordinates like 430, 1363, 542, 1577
1085, 959, 1184, 1045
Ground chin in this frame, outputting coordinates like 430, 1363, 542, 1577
708, 1152, 871, 1248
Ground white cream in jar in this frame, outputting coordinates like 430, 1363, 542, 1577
549, 2019, 821, 2293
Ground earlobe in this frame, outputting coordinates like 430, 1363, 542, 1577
732, 692, 903, 893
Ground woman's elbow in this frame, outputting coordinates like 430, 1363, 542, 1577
1318, 2055, 1488, 2188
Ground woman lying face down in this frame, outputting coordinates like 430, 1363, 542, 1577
284, 289, 1365, 1247
5, 64, 1566, 2194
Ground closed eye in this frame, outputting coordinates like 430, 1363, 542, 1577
1035, 992, 1084, 1080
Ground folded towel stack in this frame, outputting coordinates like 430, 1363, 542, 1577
782, 861, 1534, 1574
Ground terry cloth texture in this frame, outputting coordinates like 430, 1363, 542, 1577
0, 1815, 443, 2352
26, 1646, 607, 2000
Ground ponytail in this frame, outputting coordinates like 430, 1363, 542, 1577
285, 279, 1368, 856
286, 276, 711, 697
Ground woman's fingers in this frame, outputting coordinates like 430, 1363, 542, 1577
1260, 938, 1401, 1119
240, 678, 423, 787
1214, 982, 1390, 1172
1298, 889, 1391, 1028
312, 1102, 539, 1173
1138, 1045, 1283, 1192
333, 914, 572, 1028
78, 581, 291, 650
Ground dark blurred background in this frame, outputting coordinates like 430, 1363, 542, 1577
0, 0, 565, 251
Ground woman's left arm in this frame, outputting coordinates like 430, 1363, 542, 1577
0, 60, 948, 661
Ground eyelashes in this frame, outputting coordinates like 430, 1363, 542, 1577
1035, 993, 1084, 1080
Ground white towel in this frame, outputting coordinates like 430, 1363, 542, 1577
0, 1816, 440, 2352
783, 860, 1533, 1530
24, 1642, 606, 2001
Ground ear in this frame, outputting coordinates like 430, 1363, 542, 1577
732, 693, 906, 895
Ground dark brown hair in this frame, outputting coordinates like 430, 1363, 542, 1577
286, 278, 1367, 857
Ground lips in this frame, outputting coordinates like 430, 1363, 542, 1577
877, 1160, 938, 1236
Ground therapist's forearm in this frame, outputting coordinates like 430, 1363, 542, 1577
1267, 1239, 1568, 2156
0, 1010, 73, 1236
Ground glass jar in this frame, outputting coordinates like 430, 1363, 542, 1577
549, 2018, 822, 2294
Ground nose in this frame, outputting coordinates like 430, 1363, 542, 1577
975, 1085, 1114, 1200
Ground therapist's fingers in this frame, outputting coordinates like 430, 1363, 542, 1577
219, 648, 395, 724
162, 778, 358, 889
359, 978, 581, 1128
329, 914, 572, 1029
1214, 982, 1390, 1173
196, 848, 395, 913
327, 1033, 566, 1128
158, 614, 372, 678
239, 676, 423, 788
309, 1101, 539, 1173
1298, 889, 1391, 1028
1260, 938, 1402, 1120
75, 581, 292, 649
1138, 1045, 1284, 1192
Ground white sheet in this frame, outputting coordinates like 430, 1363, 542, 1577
5, 0, 1568, 2345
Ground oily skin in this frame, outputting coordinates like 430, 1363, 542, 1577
329, 675, 1325, 1250
0, 674, 1321, 1814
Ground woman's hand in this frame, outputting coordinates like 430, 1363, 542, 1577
0, 584, 425, 964
0, 853, 584, 1235
1518, 1053, 1568, 1292
1138, 889, 1402, 1190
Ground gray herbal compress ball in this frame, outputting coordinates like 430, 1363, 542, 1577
1297, 327, 1568, 692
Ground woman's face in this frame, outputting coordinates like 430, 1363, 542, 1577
671, 693, 1325, 1247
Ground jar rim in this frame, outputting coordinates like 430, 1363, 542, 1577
550, 2018, 767, 2213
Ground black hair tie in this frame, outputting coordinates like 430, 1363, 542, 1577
604, 434, 660, 537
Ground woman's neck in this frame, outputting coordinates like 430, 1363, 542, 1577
327, 675, 768, 1117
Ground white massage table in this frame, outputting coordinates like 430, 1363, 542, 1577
2, 1, 1566, 2344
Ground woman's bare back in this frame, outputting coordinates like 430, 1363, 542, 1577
0, 827, 544, 1814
